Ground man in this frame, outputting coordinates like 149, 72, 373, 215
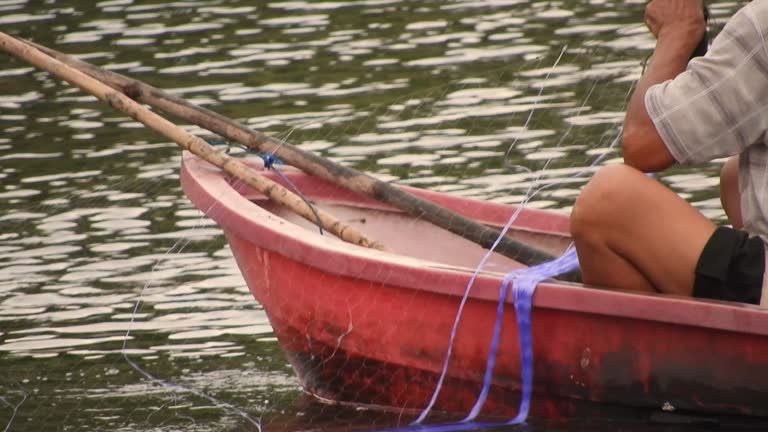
570, 0, 768, 306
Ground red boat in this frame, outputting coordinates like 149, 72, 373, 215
180, 152, 768, 423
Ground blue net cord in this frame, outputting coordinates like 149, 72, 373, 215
461, 271, 514, 422
410, 204, 531, 426
256, 153, 324, 236
205, 138, 324, 235
378, 247, 579, 432
502, 246, 579, 425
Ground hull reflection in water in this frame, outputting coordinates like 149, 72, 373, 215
180, 152, 768, 422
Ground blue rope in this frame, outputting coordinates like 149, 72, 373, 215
462, 272, 513, 422
205, 138, 324, 235
255, 153, 325, 236
501, 247, 579, 425
377, 247, 579, 432
260, 153, 280, 170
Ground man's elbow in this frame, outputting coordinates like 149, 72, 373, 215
621, 127, 650, 171
621, 126, 674, 172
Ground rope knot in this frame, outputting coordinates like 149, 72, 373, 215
260, 153, 282, 170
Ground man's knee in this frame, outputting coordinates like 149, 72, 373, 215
571, 164, 642, 236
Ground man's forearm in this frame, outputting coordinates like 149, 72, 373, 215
622, 16, 704, 171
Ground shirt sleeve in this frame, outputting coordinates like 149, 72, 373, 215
645, 2, 768, 164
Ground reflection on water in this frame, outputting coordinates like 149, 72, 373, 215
0, 0, 737, 430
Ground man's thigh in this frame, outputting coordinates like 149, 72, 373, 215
583, 165, 717, 296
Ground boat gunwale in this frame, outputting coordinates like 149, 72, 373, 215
180, 152, 768, 337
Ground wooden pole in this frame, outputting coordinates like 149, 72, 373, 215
0, 33, 385, 251
24, 39, 560, 268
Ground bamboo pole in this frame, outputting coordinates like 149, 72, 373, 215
23, 41, 560, 268
0, 33, 385, 251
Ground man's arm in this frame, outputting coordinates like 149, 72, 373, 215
622, 0, 705, 172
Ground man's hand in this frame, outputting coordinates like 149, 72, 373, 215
645, 0, 706, 48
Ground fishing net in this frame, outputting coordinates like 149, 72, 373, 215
0, 1, 736, 431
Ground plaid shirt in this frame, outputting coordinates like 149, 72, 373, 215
646, 0, 768, 240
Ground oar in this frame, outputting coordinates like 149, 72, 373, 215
23, 41, 560, 268
23, 39, 559, 268
0, 33, 386, 251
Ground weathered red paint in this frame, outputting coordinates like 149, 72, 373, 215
181, 152, 768, 421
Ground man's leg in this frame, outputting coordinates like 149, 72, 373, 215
570, 164, 716, 297
720, 156, 743, 229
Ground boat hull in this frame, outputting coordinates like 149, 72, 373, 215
227, 234, 768, 420
180, 152, 768, 421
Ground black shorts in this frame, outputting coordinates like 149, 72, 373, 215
693, 226, 765, 305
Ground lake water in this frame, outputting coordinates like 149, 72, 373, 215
0, 0, 743, 431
